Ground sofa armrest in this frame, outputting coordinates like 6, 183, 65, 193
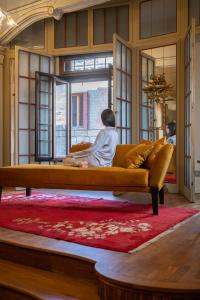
70, 143, 92, 153
149, 144, 174, 190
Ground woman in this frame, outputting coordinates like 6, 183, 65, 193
166, 122, 176, 145
63, 109, 118, 167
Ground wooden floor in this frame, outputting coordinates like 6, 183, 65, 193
0, 189, 200, 300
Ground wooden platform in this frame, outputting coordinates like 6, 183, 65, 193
0, 191, 199, 300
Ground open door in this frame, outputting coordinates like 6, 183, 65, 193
15, 47, 53, 164
35, 72, 69, 161
184, 19, 196, 202
113, 34, 132, 144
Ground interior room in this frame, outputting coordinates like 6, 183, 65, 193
0, 0, 199, 299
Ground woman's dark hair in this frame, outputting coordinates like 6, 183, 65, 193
167, 122, 176, 137
101, 109, 115, 127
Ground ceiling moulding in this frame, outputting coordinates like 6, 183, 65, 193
0, 0, 110, 45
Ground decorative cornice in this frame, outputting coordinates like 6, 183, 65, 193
0, 0, 110, 45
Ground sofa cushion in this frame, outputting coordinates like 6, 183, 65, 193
0, 165, 149, 188
142, 137, 166, 169
123, 144, 153, 169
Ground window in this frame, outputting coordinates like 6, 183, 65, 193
10, 20, 45, 49
93, 5, 129, 44
189, 0, 200, 25
54, 10, 88, 48
140, 0, 177, 39
62, 53, 113, 73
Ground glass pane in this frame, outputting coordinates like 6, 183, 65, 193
54, 17, 65, 48
10, 20, 45, 49
19, 78, 29, 103
40, 56, 49, 73
77, 11, 88, 46
66, 13, 76, 47
30, 54, 39, 78
93, 9, 104, 44
19, 104, 28, 129
141, 106, 148, 129
122, 129, 126, 144
127, 129, 131, 144
30, 131, 35, 155
142, 57, 147, 81
19, 51, 28, 77
118, 6, 129, 41
19, 130, 29, 155
127, 75, 131, 101
164, 0, 177, 33
122, 73, 126, 100
30, 80, 35, 104
116, 99, 121, 127
40, 108, 49, 125
55, 83, 67, 158
142, 131, 148, 140
116, 70, 121, 98
105, 7, 116, 43
122, 101, 126, 127
189, 0, 200, 25
30, 105, 35, 129
19, 156, 29, 164
127, 102, 131, 128
122, 45, 126, 72
116, 41, 121, 69
148, 60, 154, 79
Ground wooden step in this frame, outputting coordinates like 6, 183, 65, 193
0, 259, 99, 300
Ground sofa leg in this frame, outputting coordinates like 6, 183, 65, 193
159, 187, 164, 204
26, 188, 32, 197
150, 187, 159, 215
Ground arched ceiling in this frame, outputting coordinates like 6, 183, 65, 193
0, 0, 110, 45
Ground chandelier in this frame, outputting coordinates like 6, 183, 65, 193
0, 8, 17, 28
143, 74, 173, 103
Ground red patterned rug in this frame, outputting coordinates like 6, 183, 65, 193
0, 192, 198, 253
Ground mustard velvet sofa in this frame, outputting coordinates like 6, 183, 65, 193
0, 144, 173, 215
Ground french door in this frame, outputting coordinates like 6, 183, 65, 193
15, 47, 53, 164
113, 34, 132, 144
184, 19, 196, 202
35, 73, 69, 161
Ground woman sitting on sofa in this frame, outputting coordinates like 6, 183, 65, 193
63, 109, 118, 168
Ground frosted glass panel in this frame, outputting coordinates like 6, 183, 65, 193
40, 109, 49, 124
19, 104, 28, 129
54, 17, 65, 48
122, 129, 126, 144
77, 11, 88, 46
40, 56, 49, 73
66, 13, 76, 47
105, 7, 116, 43
118, 6, 129, 41
30, 54, 39, 78
142, 107, 148, 129
140, 0, 151, 38
127, 102, 131, 127
127, 129, 131, 144
19, 51, 28, 77
30, 80, 35, 104
30, 105, 35, 129
19, 78, 29, 103
19, 130, 29, 155
93, 9, 104, 44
